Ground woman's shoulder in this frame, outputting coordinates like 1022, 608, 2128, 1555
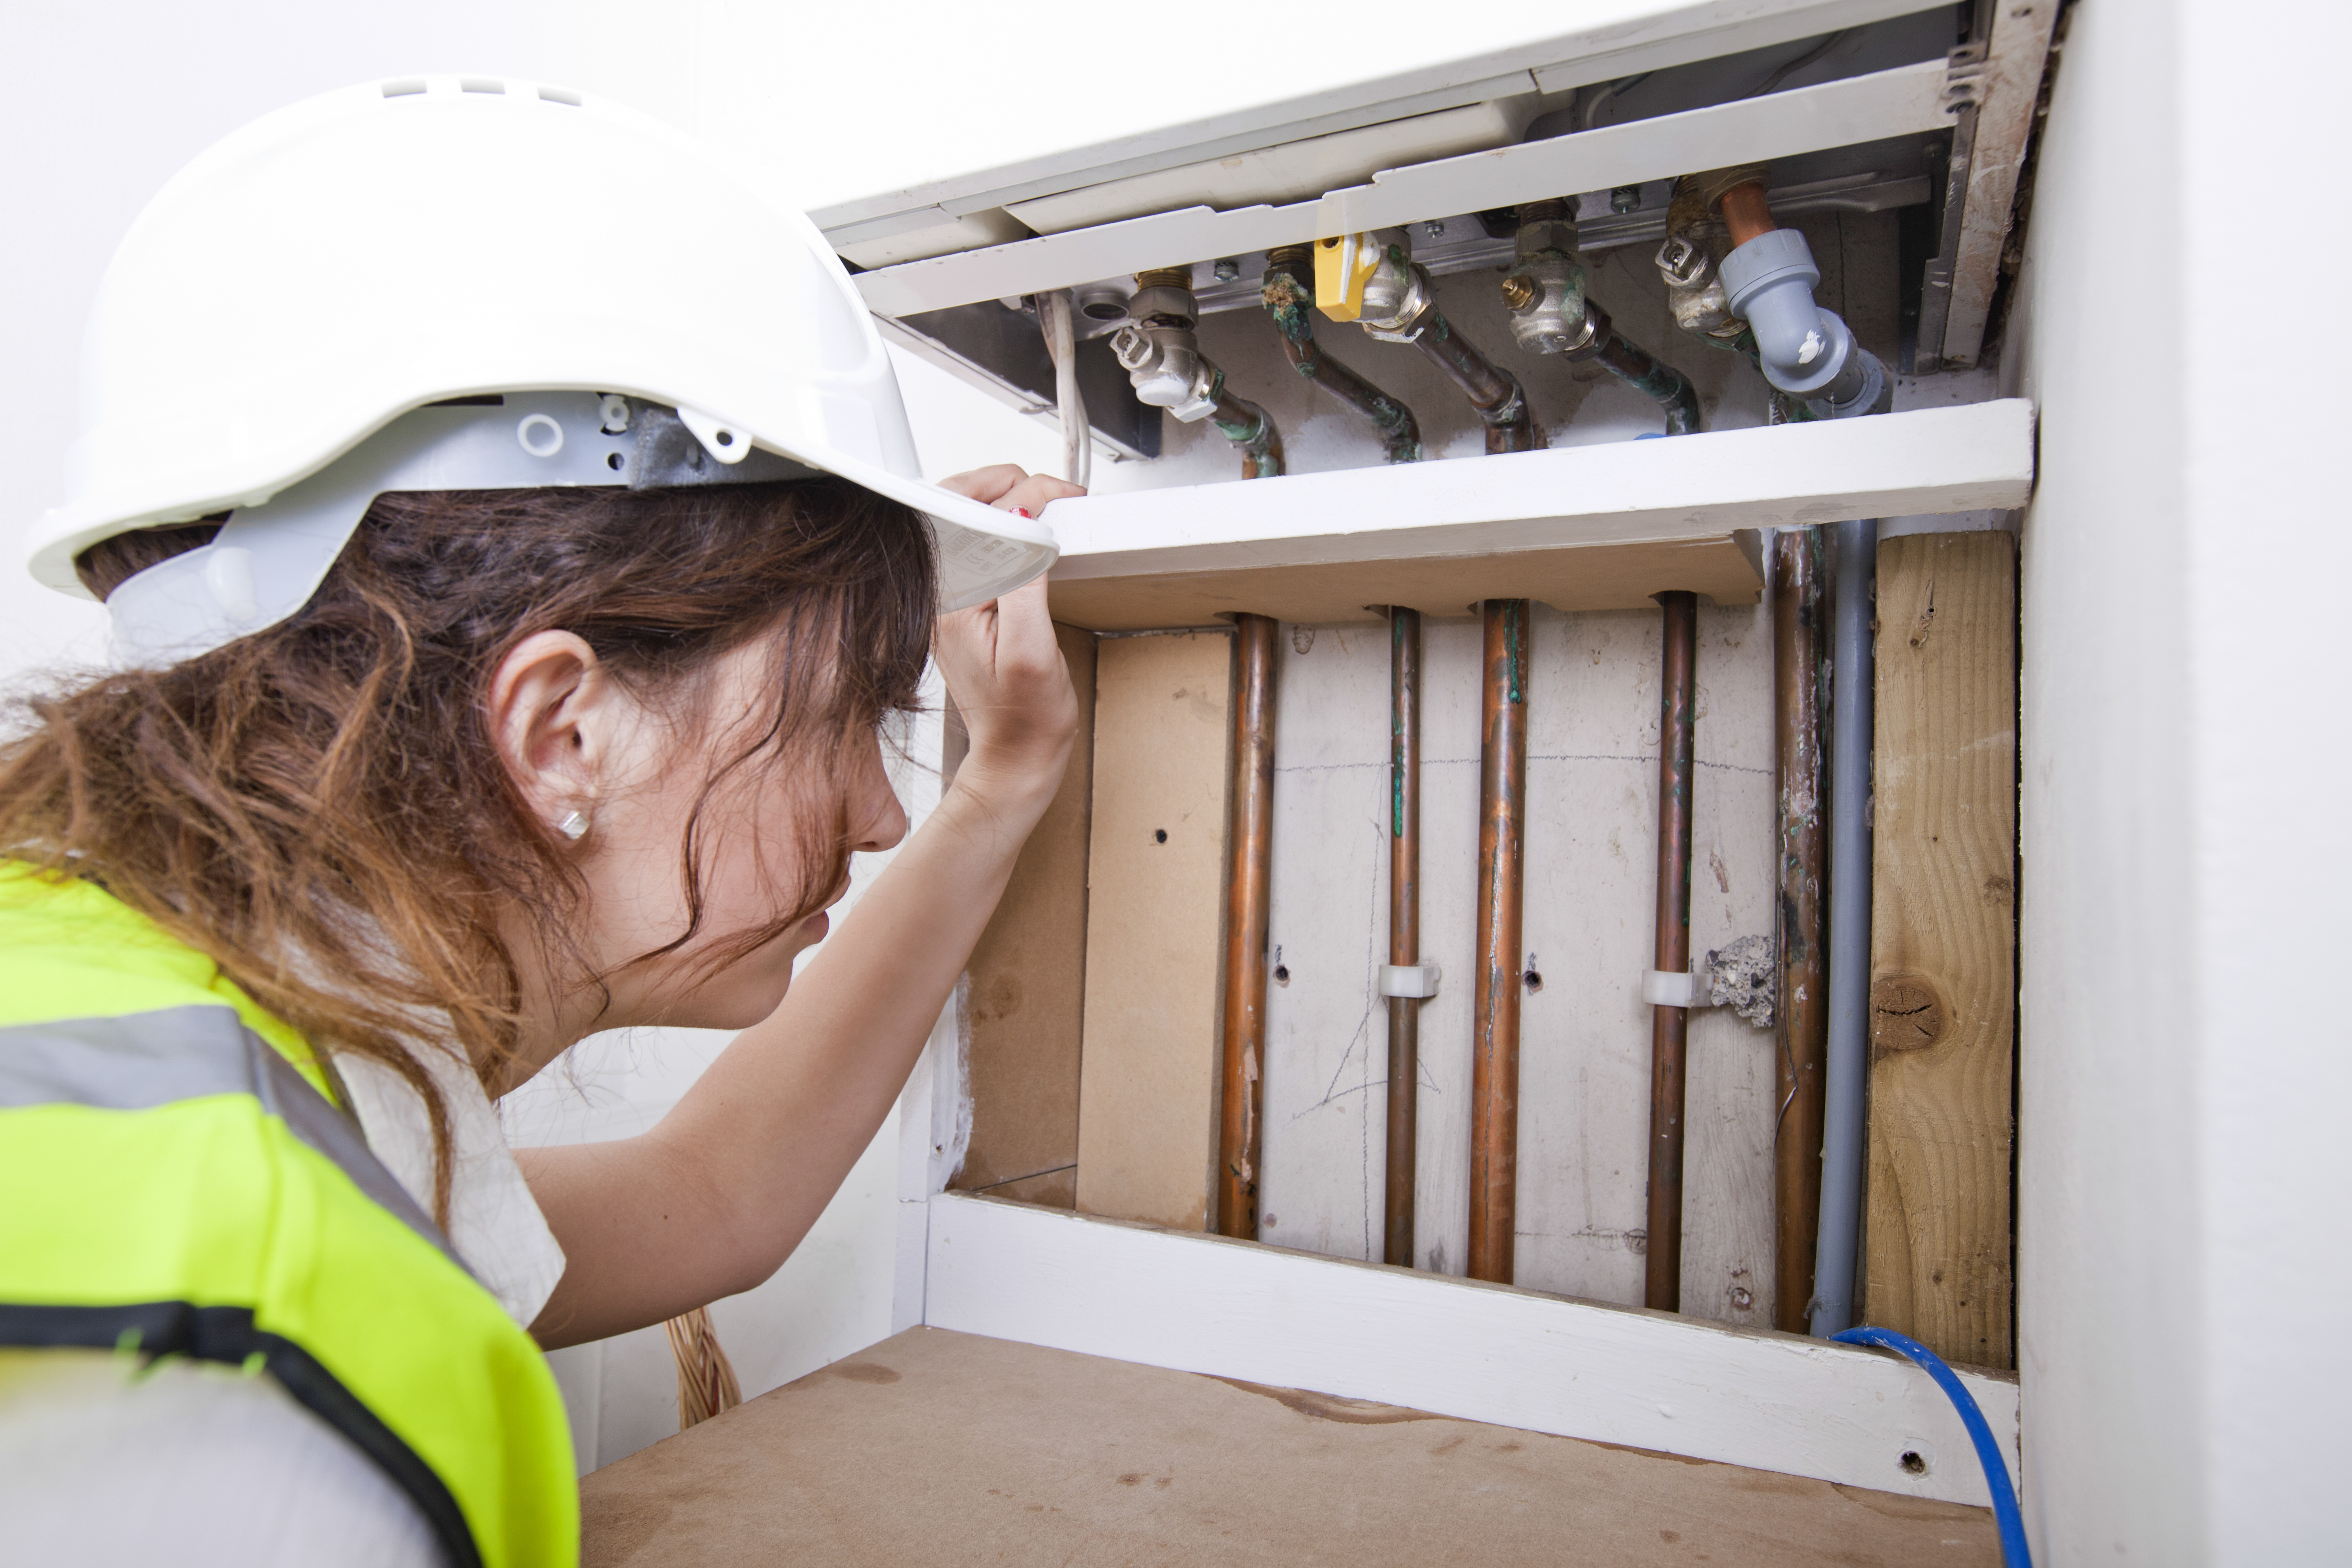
0, 861, 322, 1089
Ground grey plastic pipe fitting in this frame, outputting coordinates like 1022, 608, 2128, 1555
1719, 228, 1886, 416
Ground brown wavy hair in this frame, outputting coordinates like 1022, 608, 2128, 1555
0, 478, 936, 1219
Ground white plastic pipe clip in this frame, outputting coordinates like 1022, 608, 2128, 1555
1378, 963, 1441, 999
1641, 970, 1717, 1009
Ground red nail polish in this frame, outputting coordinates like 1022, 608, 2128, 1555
1012, 506, 1034, 519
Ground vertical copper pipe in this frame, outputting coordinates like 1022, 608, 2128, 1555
1384, 607, 1423, 1267
1217, 613, 1279, 1239
1644, 591, 1699, 1311
1468, 599, 1529, 1284
1772, 530, 1829, 1329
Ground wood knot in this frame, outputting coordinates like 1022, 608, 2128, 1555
1870, 971, 1952, 1055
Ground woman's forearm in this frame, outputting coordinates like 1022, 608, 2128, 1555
520, 761, 1059, 1347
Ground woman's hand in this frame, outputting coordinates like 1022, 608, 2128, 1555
933, 467, 1083, 820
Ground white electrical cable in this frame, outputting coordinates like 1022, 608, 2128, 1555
1036, 290, 1091, 490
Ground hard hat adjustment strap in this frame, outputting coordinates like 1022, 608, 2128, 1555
105, 394, 818, 668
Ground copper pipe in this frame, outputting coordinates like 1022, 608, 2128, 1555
1410, 295, 1542, 454
1577, 302, 1704, 437
1209, 384, 1284, 480
1217, 613, 1279, 1239
1468, 599, 1529, 1284
1264, 248, 1422, 464
1719, 179, 1777, 248
1384, 607, 1423, 1267
1644, 591, 1699, 1311
1771, 530, 1828, 1330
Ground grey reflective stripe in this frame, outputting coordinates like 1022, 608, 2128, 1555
0, 1005, 462, 1269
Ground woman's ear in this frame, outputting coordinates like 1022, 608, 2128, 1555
489, 630, 619, 833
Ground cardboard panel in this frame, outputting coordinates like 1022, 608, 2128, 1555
580, 1325, 2000, 1565
952, 621, 1099, 1202
1074, 630, 1234, 1230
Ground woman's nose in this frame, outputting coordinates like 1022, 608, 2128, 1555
847, 738, 908, 854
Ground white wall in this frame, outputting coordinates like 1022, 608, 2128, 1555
2010, 1, 2352, 1560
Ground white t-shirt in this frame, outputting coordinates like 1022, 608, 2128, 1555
0, 1042, 568, 1568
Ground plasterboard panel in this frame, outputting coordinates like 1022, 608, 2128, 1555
1044, 536, 1762, 631
811, 0, 1948, 235
854, 59, 1955, 318
923, 1192, 2018, 1508
1247, 604, 1778, 1334
1041, 399, 2036, 585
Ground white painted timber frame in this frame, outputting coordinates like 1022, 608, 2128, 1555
921, 1191, 2019, 1509
853, 59, 1959, 318
1939, 0, 2060, 367
814, 0, 1947, 243
1042, 399, 2036, 585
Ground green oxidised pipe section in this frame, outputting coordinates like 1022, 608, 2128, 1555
1261, 258, 1422, 463
1203, 366, 1284, 479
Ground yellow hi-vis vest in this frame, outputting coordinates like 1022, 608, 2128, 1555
0, 864, 578, 1567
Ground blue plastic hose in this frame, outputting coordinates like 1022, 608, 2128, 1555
1833, 1326, 2031, 1568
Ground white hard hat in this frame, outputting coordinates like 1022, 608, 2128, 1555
26, 75, 1056, 663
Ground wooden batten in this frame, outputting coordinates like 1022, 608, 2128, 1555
1863, 532, 2019, 1368
952, 623, 1100, 1208
1074, 629, 1236, 1231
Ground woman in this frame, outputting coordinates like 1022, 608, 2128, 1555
0, 77, 1077, 1567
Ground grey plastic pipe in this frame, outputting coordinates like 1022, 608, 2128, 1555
1719, 228, 1887, 417
1809, 514, 1877, 1338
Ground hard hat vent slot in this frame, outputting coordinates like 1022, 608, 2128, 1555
460, 79, 506, 95
536, 87, 582, 107
381, 80, 427, 99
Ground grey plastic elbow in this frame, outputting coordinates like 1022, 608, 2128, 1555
1719, 228, 1886, 416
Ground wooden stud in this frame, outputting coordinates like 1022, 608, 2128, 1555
1863, 531, 2018, 1368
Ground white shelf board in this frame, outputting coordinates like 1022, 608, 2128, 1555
854, 60, 1955, 318
1036, 399, 2034, 628
923, 1192, 2019, 1509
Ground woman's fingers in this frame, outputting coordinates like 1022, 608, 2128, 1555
936, 465, 1086, 514
930, 461, 1084, 802
936, 464, 1031, 505
991, 474, 1086, 518
934, 577, 1074, 806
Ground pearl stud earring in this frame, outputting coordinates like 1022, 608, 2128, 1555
556, 809, 591, 842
